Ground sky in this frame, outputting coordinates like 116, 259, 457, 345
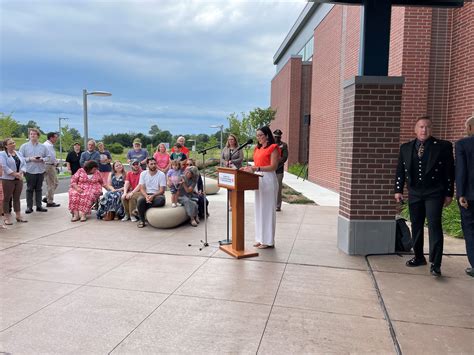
0, 0, 306, 139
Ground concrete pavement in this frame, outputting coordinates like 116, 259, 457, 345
0, 179, 472, 354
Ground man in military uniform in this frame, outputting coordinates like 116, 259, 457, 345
394, 116, 454, 276
273, 129, 288, 212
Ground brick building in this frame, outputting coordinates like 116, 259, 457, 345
271, 2, 473, 192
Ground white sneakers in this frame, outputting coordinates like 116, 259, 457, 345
171, 203, 177, 208
122, 215, 138, 222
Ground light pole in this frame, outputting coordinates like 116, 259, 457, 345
58, 117, 68, 173
210, 124, 224, 150
83, 89, 112, 148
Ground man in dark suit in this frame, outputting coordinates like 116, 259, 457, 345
273, 129, 288, 212
455, 116, 474, 277
394, 116, 454, 276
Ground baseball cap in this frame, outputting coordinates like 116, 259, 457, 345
131, 159, 140, 165
133, 138, 142, 145
273, 129, 282, 137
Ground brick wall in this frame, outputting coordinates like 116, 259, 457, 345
446, 3, 474, 141
339, 80, 403, 220
299, 63, 312, 163
270, 56, 302, 166
310, 6, 343, 191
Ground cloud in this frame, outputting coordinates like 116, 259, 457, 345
1, 0, 306, 136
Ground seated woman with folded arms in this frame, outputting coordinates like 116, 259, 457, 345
97, 161, 126, 220
68, 160, 104, 222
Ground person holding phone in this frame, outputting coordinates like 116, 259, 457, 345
19, 128, 50, 213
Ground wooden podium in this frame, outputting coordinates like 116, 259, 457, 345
217, 167, 260, 259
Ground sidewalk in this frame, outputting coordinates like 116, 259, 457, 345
0, 187, 472, 354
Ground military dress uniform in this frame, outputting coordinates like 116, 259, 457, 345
395, 136, 454, 271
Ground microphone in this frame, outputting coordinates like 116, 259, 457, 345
198, 144, 220, 154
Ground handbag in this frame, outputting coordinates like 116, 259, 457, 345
103, 211, 115, 221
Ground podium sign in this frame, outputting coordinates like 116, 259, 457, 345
217, 167, 260, 259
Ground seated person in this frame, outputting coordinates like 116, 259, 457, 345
170, 143, 187, 163
121, 159, 142, 222
178, 166, 200, 227
68, 160, 104, 222
136, 158, 166, 228
186, 159, 209, 218
167, 160, 182, 208
97, 161, 126, 220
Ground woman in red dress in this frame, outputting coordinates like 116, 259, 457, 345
242, 126, 280, 249
68, 160, 104, 222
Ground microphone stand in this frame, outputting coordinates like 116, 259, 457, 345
188, 144, 220, 251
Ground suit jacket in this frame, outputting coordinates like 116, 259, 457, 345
395, 137, 454, 199
455, 136, 474, 200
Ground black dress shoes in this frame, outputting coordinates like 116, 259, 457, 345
36, 207, 48, 212
42, 197, 47, 203
46, 202, 60, 207
25, 208, 33, 214
430, 264, 442, 277
465, 268, 474, 277
406, 257, 427, 267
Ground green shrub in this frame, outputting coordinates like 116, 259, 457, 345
288, 162, 307, 176
401, 200, 463, 238
109, 142, 124, 154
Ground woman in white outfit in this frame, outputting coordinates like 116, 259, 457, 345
242, 126, 280, 249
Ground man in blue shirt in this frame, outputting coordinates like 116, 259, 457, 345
127, 138, 149, 170
19, 128, 50, 213
79, 140, 101, 167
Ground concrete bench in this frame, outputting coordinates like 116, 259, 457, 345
204, 178, 220, 195
146, 191, 187, 229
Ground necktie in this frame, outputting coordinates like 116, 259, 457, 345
417, 142, 424, 159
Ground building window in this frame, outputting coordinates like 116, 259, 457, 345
298, 37, 314, 61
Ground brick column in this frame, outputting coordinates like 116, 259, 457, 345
338, 76, 404, 255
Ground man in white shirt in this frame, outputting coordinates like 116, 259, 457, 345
19, 128, 50, 213
43, 132, 60, 207
136, 157, 167, 228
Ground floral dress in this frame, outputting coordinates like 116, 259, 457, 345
68, 168, 103, 214
96, 174, 125, 219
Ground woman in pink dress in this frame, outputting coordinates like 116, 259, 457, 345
153, 143, 170, 174
68, 160, 104, 222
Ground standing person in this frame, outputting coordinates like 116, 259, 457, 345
79, 139, 100, 167
19, 128, 49, 213
242, 126, 279, 249
136, 157, 167, 228
43, 132, 60, 207
127, 138, 149, 170
171, 136, 190, 157
153, 143, 170, 174
167, 160, 183, 208
0, 138, 27, 225
455, 115, 474, 277
273, 129, 288, 212
97, 142, 112, 183
0, 164, 5, 229
65, 142, 83, 176
68, 160, 104, 222
121, 159, 142, 222
220, 134, 243, 169
394, 116, 454, 277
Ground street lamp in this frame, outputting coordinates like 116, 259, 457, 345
210, 124, 224, 149
58, 117, 68, 173
83, 89, 112, 148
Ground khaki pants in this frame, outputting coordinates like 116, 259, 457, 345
276, 172, 284, 209
121, 191, 141, 216
44, 165, 58, 203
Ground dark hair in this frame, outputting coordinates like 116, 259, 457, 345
174, 143, 182, 149
47, 132, 58, 140
83, 160, 99, 173
415, 115, 432, 124
256, 126, 275, 148
146, 157, 156, 164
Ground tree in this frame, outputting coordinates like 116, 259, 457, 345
227, 112, 250, 144
60, 125, 75, 152
149, 124, 161, 136
0, 113, 20, 138
245, 107, 276, 132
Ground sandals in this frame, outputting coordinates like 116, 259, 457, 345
4, 220, 13, 226
71, 216, 80, 222
137, 221, 146, 228
190, 219, 198, 227
253, 242, 261, 247
257, 244, 274, 249
16, 218, 28, 223
80, 216, 87, 222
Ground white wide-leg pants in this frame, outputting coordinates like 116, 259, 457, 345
254, 171, 278, 246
